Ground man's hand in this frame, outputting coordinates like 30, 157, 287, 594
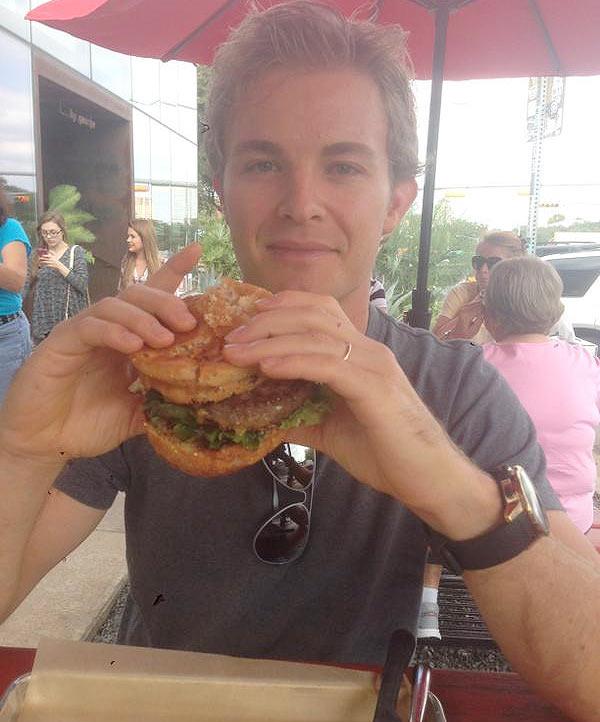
222, 290, 501, 540
0, 245, 202, 466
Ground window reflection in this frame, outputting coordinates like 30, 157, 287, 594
0, 29, 35, 174
151, 184, 171, 224
172, 185, 188, 223
160, 102, 178, 132
176, 63, 197, 108
150, 121, 171, 181
132, 109, 151, 180
178, 106, 197, 143
91, 45, 132, 100
171, 134, 195, 184
131, 56, 160, 118
159, 61, 178, 105
0, 0, 31, 39
31, 21, 91, 77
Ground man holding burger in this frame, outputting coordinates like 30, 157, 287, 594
0, 3, 599, 720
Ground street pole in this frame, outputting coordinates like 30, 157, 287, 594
527, 77, 547, 255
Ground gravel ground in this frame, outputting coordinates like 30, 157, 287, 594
89, 581, 129, 644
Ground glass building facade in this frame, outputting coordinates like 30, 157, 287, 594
0, 0, 198, 294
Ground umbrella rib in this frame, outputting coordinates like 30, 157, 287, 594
527, 0, 563, 75
161, 0, 240, 62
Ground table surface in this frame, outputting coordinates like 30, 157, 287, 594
0, 646, 571, 721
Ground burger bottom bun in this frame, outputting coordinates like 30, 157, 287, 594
145, 422, 286, 477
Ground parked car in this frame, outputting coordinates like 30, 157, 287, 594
543, 250, 600, 347
536, 242, 600, 257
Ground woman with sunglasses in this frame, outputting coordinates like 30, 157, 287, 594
432, 231, 525, 343
28, 211, 89, 345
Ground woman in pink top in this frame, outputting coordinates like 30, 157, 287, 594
483, 256, 600, 533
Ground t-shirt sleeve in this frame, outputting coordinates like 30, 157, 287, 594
0, 218, 32, 256
54, 446, 130, 510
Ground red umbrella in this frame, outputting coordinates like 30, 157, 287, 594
27, 0, 600, 326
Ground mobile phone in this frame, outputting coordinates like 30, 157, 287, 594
37, 247, 49, 257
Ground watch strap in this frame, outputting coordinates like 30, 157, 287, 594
428, 510, 542, 575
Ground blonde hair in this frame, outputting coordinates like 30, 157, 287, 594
205, 1, 418, 185
485, 256, 564, 336
31, 211, 69, 279
480, 230, 526, 257
119, 219, 161, 289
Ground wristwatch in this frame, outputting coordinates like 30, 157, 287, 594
429, 464, 550, 575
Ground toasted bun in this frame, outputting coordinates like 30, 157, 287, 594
145, 421, 285, 477
130, 279, 272, 404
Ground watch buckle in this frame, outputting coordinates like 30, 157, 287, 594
499, 476, 523, 523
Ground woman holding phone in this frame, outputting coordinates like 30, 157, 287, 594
0, 186, 32, 404
28, 211, 89, 345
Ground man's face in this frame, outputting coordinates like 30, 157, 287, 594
220, 67, 416, 314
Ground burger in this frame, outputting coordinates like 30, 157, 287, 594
129, 278, 330, 477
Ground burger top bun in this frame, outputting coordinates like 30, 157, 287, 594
130, 279, 272, 404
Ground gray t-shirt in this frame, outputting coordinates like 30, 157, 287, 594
55, 308, 560, 665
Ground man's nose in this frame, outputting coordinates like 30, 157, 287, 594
277, 170, 324, 223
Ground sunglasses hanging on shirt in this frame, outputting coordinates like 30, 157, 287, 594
253, 444, 317, 565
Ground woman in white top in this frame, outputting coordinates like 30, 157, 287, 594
118, 219, 162, 291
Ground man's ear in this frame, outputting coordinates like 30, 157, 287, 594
383, 179, 417, 235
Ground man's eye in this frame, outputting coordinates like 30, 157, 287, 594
329, 162, 361, 176
246, 160, 278, 173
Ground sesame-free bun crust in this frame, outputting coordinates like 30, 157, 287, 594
145, 421, 285, 477
130, 279, 273, 404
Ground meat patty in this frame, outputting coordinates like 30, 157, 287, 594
195, 379, 315, 431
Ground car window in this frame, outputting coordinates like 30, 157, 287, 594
546, 256, 600, 297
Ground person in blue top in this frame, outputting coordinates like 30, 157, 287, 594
0, 186, 32, 404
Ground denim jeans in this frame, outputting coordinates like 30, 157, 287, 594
0, 312, 32, 406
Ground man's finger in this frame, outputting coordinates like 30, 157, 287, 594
146, 243, 203, 293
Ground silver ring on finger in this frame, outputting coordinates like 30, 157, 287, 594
342, 341, 352, 362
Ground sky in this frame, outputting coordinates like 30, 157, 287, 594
411, 75, 600, 230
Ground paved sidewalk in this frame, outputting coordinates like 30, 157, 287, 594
0, 494, 127, 648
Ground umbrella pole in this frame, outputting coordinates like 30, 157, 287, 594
406, 4, 450, 329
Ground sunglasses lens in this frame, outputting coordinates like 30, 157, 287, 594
265, 448, 315, 490
253, 504, 310, 565
472, 255, 502, 271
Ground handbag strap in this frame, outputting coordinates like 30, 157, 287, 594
64, 245, 77, 320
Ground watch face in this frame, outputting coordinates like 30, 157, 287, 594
514, 466, 550, 535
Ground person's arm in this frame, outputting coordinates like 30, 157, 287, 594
0, 455, 106, 620
0, 241, 28, 293
464, 512, 599, 721
222, 291, 600, 722
0, 245, 202, 622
